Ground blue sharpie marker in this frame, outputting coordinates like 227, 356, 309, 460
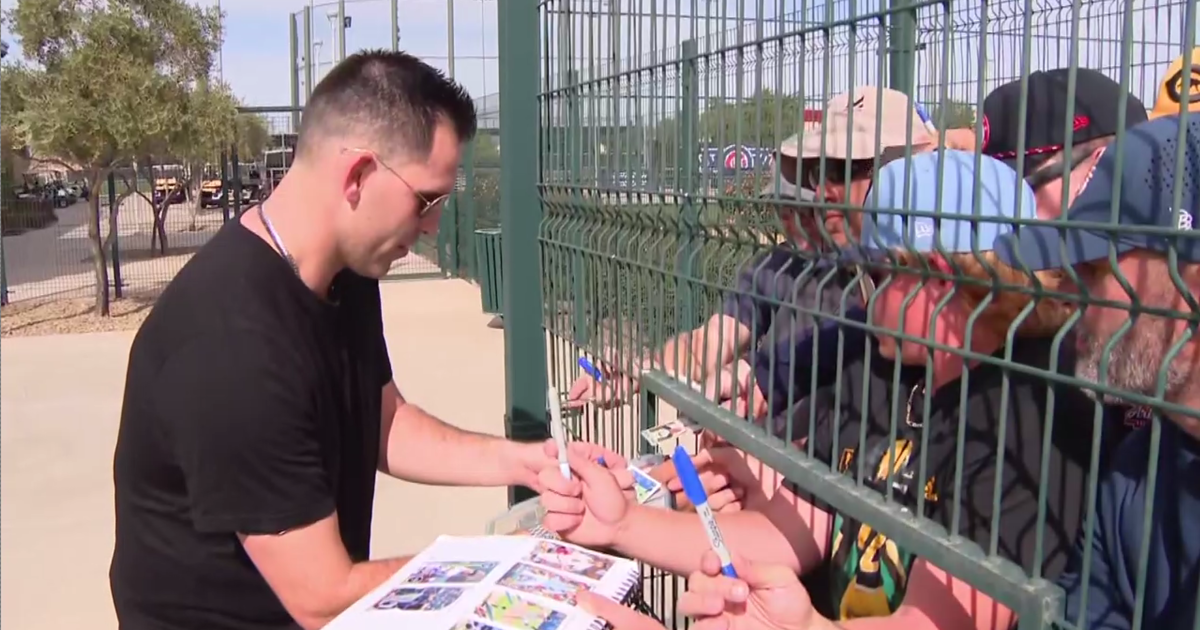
578, 357, 604, 382
672, 444, 738, 577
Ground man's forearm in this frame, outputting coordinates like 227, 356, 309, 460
381, 401, 515, 486
611, 503, 804, 577
297, 556, 412, 630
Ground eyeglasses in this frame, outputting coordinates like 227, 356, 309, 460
342, 147, 450, 217
1022, 143, 1101, 192
802, 158, 877, 189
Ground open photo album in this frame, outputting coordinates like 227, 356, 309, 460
325, 535, 642, 630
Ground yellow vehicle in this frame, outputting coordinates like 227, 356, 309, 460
199, 176, 223, 208
152, 176, 188, 205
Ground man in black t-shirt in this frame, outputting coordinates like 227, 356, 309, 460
109, 50, 621, 630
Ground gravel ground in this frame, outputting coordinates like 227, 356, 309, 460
1, 291, 159, 338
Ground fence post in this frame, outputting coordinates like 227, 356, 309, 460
231, 143, 243, 217
0, 200, 8, 306
498, 0, 548, 507
290, 13, 301, 133
676, 38, 701, 334
887, 0, 918, 98
109, 172, 123, 299
303, 6, 314, 100
220, 149, 231, 223
566, 69, 589, 350
461, 140, 477, 280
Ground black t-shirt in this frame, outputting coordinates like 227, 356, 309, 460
109, 220, 393, 630
778, 335, 1123, 620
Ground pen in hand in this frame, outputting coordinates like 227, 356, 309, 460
672, 444, 738, 578
547, 387, 572, 480
578, 357, 604, 382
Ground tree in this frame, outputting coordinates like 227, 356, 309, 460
926, 99, 976, 131
5, 0, 224, 315
699, 89, 811, 147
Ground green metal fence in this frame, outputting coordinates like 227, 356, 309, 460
498, 0, 1200, 628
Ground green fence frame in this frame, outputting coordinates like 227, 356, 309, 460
515, 1, 1200, 629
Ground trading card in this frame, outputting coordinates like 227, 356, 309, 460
640, 420, 689, 445
628, 465, 664, 504
371, 586, 464, 612
474, 590, 568, 630
497, 562, 592, 605
404, 561, 499, 585
524, 540, 615, 581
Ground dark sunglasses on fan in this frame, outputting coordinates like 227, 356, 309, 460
796, 158, 878, 188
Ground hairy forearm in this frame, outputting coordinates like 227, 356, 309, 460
380, 401, 513, 486
643, 315, 753, 379
296, 556, 412, 630
611, 503, 804, 577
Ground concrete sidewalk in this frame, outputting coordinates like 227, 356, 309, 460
0, 278, 508, 629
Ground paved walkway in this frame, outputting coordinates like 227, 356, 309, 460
0, 278, 508, 629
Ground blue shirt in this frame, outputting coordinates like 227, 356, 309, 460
1058, 420, 1200, 630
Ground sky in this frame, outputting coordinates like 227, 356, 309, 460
1, 0, 1195, 126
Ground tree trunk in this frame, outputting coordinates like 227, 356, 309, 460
86, 171, 111, 316
187, 161, 203, 231
151, 195, 171, 255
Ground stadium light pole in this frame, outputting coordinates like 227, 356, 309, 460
391, 0, 399, 51
337, 0, 346, 61
447, 0, 455, 77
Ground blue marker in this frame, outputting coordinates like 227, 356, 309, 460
578, 357, 604, 382
672, 444, 738, 578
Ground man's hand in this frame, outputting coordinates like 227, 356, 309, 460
565, 371, 637, 410
578, 592, 667, 630
681, 551, 831, 630
703, 360, 769, 420
507, 439, 627, 492
538, 447, 634, 547
647, 450, 745, 513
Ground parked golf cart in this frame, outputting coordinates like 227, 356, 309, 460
152, 176, 189, 206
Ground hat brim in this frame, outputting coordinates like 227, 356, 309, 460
994, 224, 1134, 272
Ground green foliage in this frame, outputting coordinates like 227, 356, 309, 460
236, 114, 271, 159
700, 89, 811, 147
927, 99, 976, 130
4, 0, 231, 315
472, 132, 501, 168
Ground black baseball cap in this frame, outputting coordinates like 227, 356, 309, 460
980, 68, 1149, 175
995, 114, 1200, 271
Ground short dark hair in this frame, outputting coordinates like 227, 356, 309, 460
297, 49, 477, 163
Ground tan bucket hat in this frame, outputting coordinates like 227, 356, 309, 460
779, 86, 935, 160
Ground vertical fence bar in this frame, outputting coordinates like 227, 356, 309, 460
303, 6, 314, 99
887, 0, 918, 97
108, 172, 123, 299
461, 139, 477, 278
290, 13, 301, 133
567, 69, 588, 350
676, 38, 700, 334
0, 198, 8, 306
498, 0, 547, 507
231, 143, 242, 217
220, 149, 231, 223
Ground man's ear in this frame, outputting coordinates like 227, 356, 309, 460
341, 152, 375, 208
